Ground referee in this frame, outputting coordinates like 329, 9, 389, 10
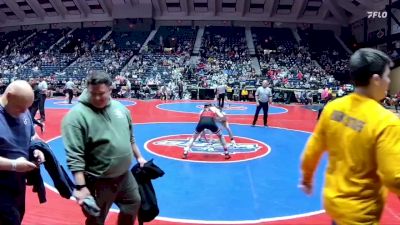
65, 79, 74, 104
215, 83, 227, 108
252, 80, 272, 127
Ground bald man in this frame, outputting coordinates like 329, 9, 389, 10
252, 80, 272, 127
0, 80, 45, 225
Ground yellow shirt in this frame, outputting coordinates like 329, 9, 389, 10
301, 93, 400, 225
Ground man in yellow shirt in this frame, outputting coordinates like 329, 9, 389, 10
300, 48, 400, 225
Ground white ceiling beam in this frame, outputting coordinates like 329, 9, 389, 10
319, 4, 329, 20
130, 0, 139, 5
98, 0, 112, 16
3, 0, 25, 21
187, 0, 194, 15
49, 0, 67, 18
237, 0, 248, 17
151, 0, 163, 16
73, 0, 89, 17
322, 0, 348, 25
210, 0, 217, 16
0, 11, 6, 23
26, 0, 46, 20
357, 0, 386, 10
0, 13, 111, 27
153, 14, 341, 25
180, 0, 189, 16
291, 0, 308, 18
264, 0, 278, 17
337, 0, 366, 16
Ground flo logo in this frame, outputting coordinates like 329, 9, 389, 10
145, 134, 271, 162
367, 11, 388, 19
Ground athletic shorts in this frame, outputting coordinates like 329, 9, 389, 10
195, 117, 220, 134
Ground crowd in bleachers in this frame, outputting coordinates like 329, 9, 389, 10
0, 25, 398, 102
197, 27, 253, 89
253, 27, 338, 90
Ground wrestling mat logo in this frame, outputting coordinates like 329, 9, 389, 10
196, 105, 247, 111
145, 134, 271, 162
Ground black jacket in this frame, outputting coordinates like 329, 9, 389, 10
131, 159, 165, 224
27, 140, 75, 203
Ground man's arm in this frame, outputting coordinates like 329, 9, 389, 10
299, 106, 328, 194
61, 116, 91, 204
127, 112, 146, 166
0, 156, 37, 172
377, 125, 400, 195
268, 88, 273, 104
0, 157, 16, 171
61, 118, 86, 185
255, 88, 259, 104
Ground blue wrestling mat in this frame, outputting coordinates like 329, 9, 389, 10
44, 122, 326, 223
157, 102, 288, 115
44, 99, 136, 109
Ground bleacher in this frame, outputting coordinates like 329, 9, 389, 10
59, 27, 111, 53
298, 28, 350, 81
111, 30, 150, 52
149, 26, 197, 54
201, 26, 247, 60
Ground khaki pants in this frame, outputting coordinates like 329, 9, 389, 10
85, 172, 141, 225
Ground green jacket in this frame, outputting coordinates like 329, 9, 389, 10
61, 89, 134, 178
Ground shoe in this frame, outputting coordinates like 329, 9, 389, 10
231, 140, 238, 148
182, 147, 189, 159
251, 124, 255, 127
224, 152, 231, 159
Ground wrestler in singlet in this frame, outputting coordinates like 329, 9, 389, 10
195, 105, 220, 134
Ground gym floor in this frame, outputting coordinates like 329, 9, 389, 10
22, 99, 400, 225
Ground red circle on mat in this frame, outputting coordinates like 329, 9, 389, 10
145, 134, 270, 162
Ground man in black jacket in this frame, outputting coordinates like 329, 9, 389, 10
29, 78, 44, 133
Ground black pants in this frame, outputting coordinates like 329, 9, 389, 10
67, 89, 73, 104
252, 101, 269, 126
317, 101, 328, 120
178, 90, 183, 99
29, 101, 42, 126
0, 174, 26, 225
39, 94, 46, 121
30, 101, 39, 120
218, 93, 225, 108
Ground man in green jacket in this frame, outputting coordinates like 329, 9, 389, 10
61, 70, 146, 225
